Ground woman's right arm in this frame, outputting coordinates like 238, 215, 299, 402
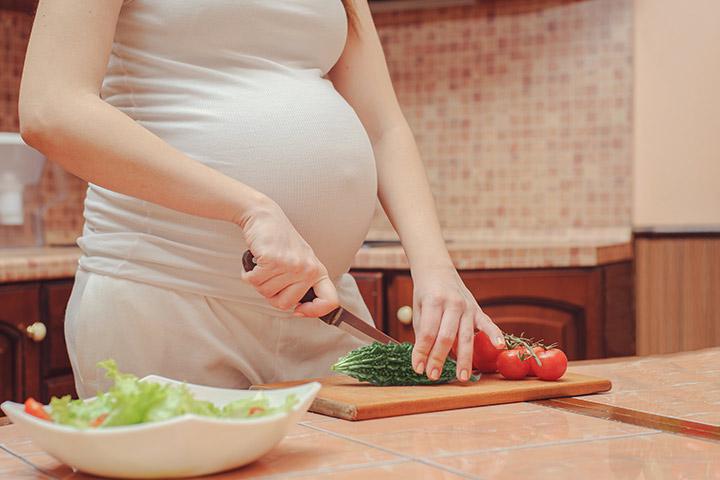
20, 0, 339, 317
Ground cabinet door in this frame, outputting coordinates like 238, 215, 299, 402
386, 270, 600, 360
349, 271, 384, 330
479, 304, 580, 359
386, 274, 415, 343
461, 270, 601, 360
40, 280, 77, 401
0, 283, 41, 403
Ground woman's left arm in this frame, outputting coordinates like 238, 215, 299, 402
329, 0, 504, 382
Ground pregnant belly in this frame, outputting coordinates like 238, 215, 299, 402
86, 76, 378, 281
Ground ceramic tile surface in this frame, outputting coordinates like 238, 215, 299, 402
2, 0, 634, 248
0, 247, 80, 282
309, 401, 654, 458
571, 348, 720, 426
0, 423, 400, 480
2, 348, 719, 479
0, 445, 44, 479
355, 228, 632, 269
434, 433, 720, 480
369, 0, 633, 236
287, 460, 468, 480
0, 232, 631, 284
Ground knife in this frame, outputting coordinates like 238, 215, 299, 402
242, 250, 398, 345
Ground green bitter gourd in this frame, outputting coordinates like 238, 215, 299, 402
331, 342, 479, 386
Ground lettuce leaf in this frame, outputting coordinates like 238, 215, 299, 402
49, 360, 297, 428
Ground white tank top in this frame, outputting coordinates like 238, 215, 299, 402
78, 0, 378, 305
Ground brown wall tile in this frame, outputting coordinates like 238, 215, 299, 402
1, 0, 633, 246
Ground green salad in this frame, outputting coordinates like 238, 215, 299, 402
24, 360, 297, 429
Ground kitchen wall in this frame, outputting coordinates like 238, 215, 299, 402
0, 0, 633, 245
371, 0, 633, 237
633, 0, 720, 355
0, 10, 85, 245
633, 0, 720, 229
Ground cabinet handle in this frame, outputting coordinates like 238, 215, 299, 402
25, 322, 47, 342
396, 305, 413, 325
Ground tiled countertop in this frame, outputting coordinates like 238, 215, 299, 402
1, 348, 718, 479
0, 247, 81, 283
357, 227, 633, 269
569, 347, 720, 427
0, 229, 632, 283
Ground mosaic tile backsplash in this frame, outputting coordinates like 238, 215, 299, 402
0, 0, 632, 246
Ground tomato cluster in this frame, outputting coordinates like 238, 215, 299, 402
469, 332, 568, 381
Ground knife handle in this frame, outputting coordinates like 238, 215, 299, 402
242, 250, 316, 304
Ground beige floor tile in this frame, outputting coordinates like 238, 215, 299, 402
2, 423, 397, 479
311, 402, 654, 457
298, 411, 341, 425
0, 424, 30, 447
289, 460, 467, 480
0, 446, 46, 478
198, 425, 400, 479
435, 433, 720, 480
571, 350, 720, 427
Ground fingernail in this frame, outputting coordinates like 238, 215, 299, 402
415, 362, 425, 374
460, 369, 469, 381
430, 368, 439, 380
495, 336, 505, 347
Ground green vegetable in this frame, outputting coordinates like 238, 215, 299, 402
49, 360, 297, 428
331, 342, 478, 386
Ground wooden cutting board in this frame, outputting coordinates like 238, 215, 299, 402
253, 371, 611, 421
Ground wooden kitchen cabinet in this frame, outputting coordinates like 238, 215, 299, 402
0, 279, 76, 407
349, 271, 384, 329
0, 261, 633, 408
382, 262, 635, 360
0, 283, 41, 403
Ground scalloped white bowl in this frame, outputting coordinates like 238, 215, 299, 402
1, 376, 321, 479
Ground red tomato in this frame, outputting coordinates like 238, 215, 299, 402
24, 398, 51, 421
451, 331, 503, 372
90, 413, 108, 428
248, 406, 265, 416
497, 350, 530, 380
472, 332, 503, 370
530, 348, 568, 381
514, 346, 543, 376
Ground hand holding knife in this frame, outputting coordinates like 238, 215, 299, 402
242, 250, 398, 345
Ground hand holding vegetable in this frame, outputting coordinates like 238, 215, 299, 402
332, 342, 478, 386
409, 265, 505, 382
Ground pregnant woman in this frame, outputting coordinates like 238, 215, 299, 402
20, 0, 504, 397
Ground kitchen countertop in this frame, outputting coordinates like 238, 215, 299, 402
1, 348, 717, 479
0, 247, 82, 283
0, 228, 632, 283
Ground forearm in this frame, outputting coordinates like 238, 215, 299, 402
373, 123, 453, 272
20, 94, 267, 226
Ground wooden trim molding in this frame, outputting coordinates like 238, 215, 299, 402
535, 397, 720, 442
634, 231, 720, 239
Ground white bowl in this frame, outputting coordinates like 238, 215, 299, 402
1, 376, 321, 479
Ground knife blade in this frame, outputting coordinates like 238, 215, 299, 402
242, 250, 398, 345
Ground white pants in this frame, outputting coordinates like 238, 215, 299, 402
65, 269, 369, 398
